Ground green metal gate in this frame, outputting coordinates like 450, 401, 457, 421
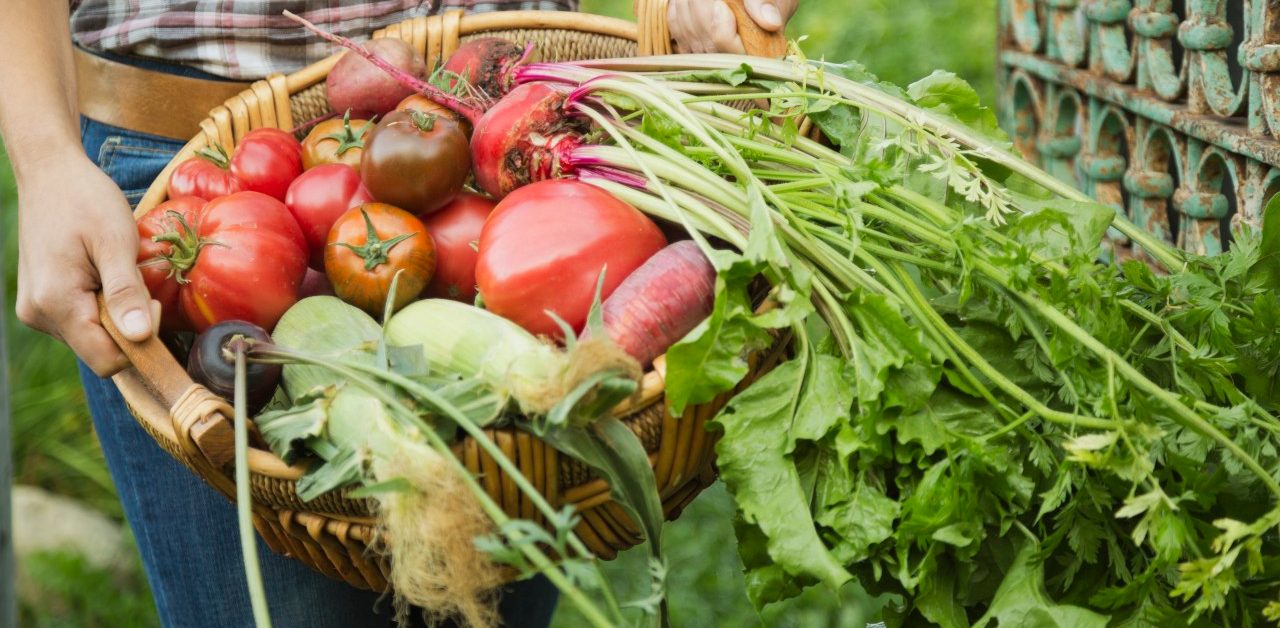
997, 0, 1276, 259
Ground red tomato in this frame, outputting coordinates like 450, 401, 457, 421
476, 180, 667, 338
172, 191, 308, 332
137, 196, 206, 332
284, 163, 375, 268
168, 145, 242, 201
230, 128, 303, 201
422, 192, 495, 301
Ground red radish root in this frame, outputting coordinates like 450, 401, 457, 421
582, 240, 717, 367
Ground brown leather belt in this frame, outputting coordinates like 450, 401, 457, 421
74, 47, 252, 141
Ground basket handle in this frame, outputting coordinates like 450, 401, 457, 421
635, 0, 789, 58
97, 294, 236, 469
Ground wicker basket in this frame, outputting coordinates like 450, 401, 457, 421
100, 4, 787, 592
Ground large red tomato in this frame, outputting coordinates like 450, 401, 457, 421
137, 196, 206, 332
422, 192, 495, 301
168, 145, 242, 201
475, 180, 667, 338
230, 128, 303, 201
147, 191, 309, 332
284, 163, 375, 268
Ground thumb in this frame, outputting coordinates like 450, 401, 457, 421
744, 0, 785, 31
96, 243, 154, 343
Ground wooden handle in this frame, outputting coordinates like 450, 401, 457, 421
634, 0, 789, 58
98, 294, 235, 469
722, 0, 789, 58
98, 294, 194, 406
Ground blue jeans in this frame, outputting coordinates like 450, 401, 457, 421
76, 54, 558, 628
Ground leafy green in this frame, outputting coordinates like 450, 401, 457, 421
1255, 193, 1280, 291
907, 70, 1007, 145
554, 57, 1280, 626
712, 360, 852, 596
973, 541, 1109, 628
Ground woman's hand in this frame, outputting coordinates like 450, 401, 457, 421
667, 0, 797, 54
14, 152, 158, 376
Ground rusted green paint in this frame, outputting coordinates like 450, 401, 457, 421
997, 0, 1280, 257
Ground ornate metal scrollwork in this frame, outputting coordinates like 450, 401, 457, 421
999, 0, 1278, 255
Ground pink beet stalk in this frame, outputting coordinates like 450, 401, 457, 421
282, 10, 485, 124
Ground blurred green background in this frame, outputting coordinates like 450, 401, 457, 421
2, 0, 995, 625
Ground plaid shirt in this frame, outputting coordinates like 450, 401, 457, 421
70, 1, 578, 79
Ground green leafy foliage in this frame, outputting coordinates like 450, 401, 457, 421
557, 54, 1280, 626
18, 549, 159, 628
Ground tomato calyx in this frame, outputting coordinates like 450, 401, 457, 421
151, 210, 220, 284
322, 109, 375, 157
195, 144, 232, 170
406, 109, 438, 132
332, 208, 418, 271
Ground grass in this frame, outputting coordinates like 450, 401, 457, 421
3, 2, 995, 625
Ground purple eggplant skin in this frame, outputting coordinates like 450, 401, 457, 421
187, 320, 282, 414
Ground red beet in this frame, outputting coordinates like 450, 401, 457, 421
442, 38, 529, 101
470, 82, 586, 199
326, 37, 428, 117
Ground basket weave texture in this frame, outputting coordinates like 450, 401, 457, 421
108, 8, 780, 592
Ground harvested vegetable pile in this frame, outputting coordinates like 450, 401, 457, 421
137, 17, 1280, 627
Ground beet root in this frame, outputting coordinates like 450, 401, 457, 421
442, 38, 530, 102
470, 82, 587, 199
326, 37, 428, 117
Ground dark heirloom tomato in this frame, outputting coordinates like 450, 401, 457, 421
137, 196, 206, 332
168, 145, 242, 201
325, 203, 436, 315
284, 163, 375, 268
301, 110, 373, 170
422, 192, 494, 302
476, 180, 667, 338
395, 94, 472, 136
230, 128, 304, 201
360, 109, 470, 216
175, 192, 308, 332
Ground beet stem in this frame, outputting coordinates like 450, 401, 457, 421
281, 10, 485, 124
